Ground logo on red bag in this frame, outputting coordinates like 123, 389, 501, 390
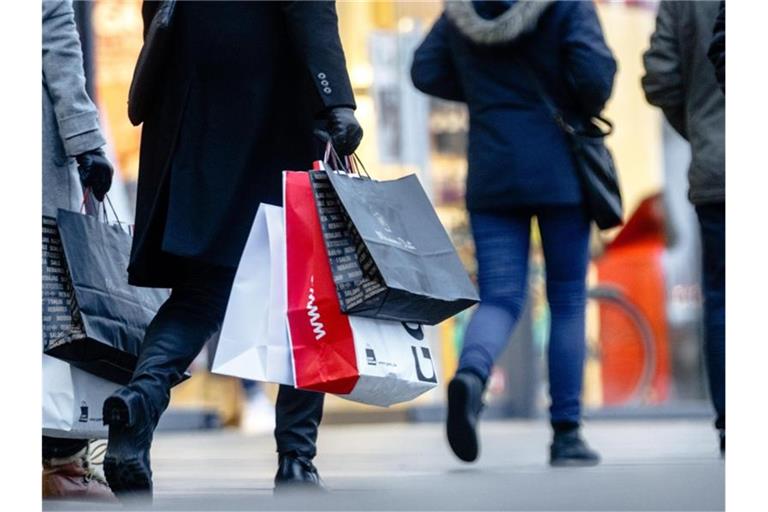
306, 276, 326, 340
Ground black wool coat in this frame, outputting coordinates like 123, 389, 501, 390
129, 1, 355, 287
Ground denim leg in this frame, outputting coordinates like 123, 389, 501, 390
696, 203, 725, 430
538, 206, 591, 424
457, 211, 532, 382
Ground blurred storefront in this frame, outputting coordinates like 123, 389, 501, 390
82, 0, 708, 424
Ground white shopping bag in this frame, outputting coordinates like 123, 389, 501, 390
211, 203, 294, 386
43, 354, 120, 439
340, 319, 438, 407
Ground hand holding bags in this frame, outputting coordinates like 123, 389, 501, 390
309, 166, 478, 325
42, 210, 168, 384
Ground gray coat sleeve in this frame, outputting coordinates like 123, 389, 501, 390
641, 0, 687, 139
42, 0, 105, 156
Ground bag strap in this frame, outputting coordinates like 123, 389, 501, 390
512, 54, 613, 137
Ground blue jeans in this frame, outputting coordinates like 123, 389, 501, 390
458, 207, 591, 423
696, 203, 725, 431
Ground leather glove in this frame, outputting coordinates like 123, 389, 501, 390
324, 107, 363, 156
75, 148, 114, 202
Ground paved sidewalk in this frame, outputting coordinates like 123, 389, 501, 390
44, 420, 724, 511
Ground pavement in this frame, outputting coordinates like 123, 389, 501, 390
44, 419, 724, 511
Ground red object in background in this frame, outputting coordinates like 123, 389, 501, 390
595, 194, 670, 405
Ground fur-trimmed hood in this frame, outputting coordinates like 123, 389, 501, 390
444, 0, 554, 45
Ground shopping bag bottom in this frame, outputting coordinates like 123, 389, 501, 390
45, 337, 190, 386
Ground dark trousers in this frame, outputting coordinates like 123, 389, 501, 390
696, 203, 725, 431
125, 257, 324, 458
458, 206, 591, 423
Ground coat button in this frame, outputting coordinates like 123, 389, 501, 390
323, 87, 332, 94
321, 80, 329, 86
317, 72, 326, 79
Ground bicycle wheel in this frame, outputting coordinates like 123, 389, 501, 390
586, 286, 656, 406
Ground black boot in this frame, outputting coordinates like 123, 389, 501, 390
274, 453, 326, 493
446, 370, 485, 463
549, 425, 600, 467
102, 388, 156, 498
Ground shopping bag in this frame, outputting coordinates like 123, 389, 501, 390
309, 169, 478, 325
42, 354, 121, 439
42, 211, 168, 384
285, 171, 438, 406
211, 203, 294, 386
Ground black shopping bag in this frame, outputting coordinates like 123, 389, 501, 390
309, 170, 478, 325
42, 210, 169, 384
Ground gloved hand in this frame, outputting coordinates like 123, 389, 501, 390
75, 148, 114, 202
324, 107, 363, 156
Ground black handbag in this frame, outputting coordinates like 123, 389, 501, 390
127, 0, 176, 126
520, 61, 624, 230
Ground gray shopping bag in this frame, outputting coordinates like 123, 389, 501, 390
310, 170, 478, 325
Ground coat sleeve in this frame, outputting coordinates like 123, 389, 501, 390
560, 1, 617, 117
141, 0, 161, 40
42, 0, 105, 157
279, 1, 356, 113
708, 0, 725, 93
641, 1, 687, 139
410, 15, 465, 102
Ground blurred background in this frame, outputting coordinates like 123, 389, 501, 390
71, 0, 708, 432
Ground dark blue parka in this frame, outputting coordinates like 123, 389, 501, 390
411, 0, 616, 211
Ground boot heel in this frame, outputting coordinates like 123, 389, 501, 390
103, 388, 143, 427
103, 397, 130, 426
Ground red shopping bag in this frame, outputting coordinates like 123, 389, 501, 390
284, 171, 359, 394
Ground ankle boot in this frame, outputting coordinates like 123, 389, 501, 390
549, 427, 601, 467
274, 453, 326, 494
446, 370, 485, 462
102, 387, 156, 498
43, 444, 116, 501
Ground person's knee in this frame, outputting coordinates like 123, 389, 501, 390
480, 287, 527, 317
546, 279, 586, 314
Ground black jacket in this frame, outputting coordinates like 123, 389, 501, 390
128, 1, 355, 287
411, 0, 616, 211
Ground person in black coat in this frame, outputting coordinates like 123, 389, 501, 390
103, 1, 362, 497
412, 0, 616, 467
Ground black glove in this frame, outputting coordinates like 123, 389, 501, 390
324, 107, 363, 156
75, 148, 114, 202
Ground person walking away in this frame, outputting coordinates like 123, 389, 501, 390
42, 0, 115, 500
642, 0, 725, 455
411, 0, 616, 466
102, 1, 362, 497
